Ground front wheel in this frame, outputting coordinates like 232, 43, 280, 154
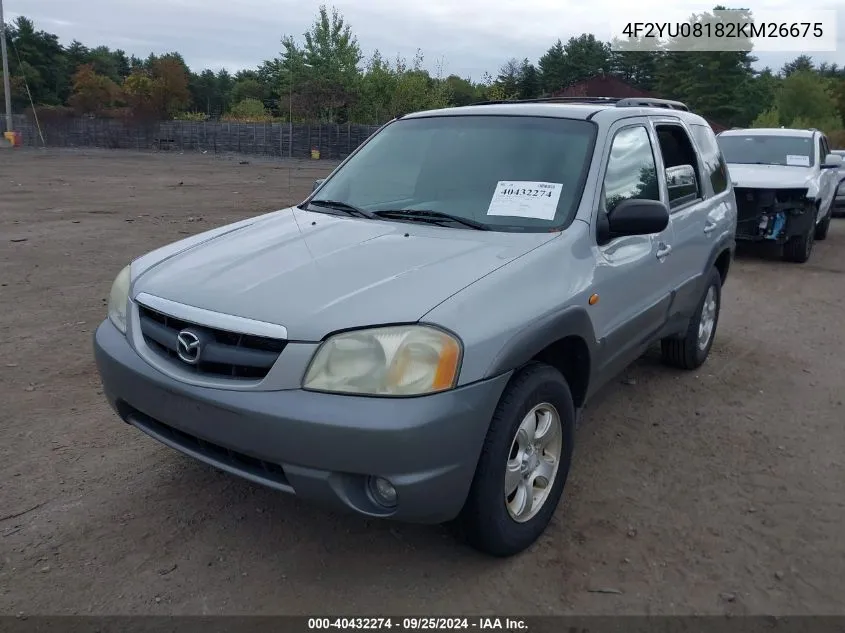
815, 209, 831, 241
784, 224, 814, 263
459, 363, 575, 557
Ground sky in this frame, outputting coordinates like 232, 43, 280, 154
5, 0, 844, 81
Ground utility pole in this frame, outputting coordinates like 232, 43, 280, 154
0, 0, 13, 133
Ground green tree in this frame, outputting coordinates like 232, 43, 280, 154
231, 77, 266, 104
444, 75, 477, 106
751, 108, 780, 127
609, 37, 661, 91
781, 55, 814, 77
67, 63, 122, 114
560, 34, 610, 85
538, 39, 567, 93
517, 59, 541, 99
279, 5, 362, 122
225, 98, 272, 121
6, 16, 68, 105
775, 70, 840, 131
657, 8, 757, 127
496, 59, 521, 97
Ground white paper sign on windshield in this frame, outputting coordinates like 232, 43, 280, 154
786, 154, 810, 167
486, 181, 563, 220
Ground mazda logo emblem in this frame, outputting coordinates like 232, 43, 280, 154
176, 329, 202, 365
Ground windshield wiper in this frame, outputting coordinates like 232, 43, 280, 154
374, 209, 490, 230
307, 199, 378, 219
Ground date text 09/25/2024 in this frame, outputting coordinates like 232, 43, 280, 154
307, 618, 528, 631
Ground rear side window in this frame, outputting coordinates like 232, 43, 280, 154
690, 124, 728, 195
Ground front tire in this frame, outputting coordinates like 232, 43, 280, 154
460, 363, 575, 557
661, 267, 722, 370
815, 207, 831, 241
784, 223, 814, 263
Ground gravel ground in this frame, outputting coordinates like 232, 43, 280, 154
1, 149, 843, 616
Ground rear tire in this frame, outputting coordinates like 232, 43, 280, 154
459, 362, 575, 557
661, 267, 722, 370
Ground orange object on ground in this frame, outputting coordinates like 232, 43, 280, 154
3, 131, 22, 147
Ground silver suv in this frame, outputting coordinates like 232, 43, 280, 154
94, 97, 738, 557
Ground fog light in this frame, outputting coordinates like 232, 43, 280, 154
368, 476, 397, 507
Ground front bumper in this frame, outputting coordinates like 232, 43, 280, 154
94, 320, 510, 524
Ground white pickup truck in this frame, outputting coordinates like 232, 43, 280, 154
716, 127, 844, 263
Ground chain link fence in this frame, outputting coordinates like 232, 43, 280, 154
5, 115, 382, 160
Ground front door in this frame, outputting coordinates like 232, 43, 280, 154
817, 134, 838, 217
587, 119, 676, 383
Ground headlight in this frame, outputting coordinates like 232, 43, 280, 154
303, 325, 462, 396
107, 265, 131, 334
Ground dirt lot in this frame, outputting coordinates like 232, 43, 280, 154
1, 149, 844, 616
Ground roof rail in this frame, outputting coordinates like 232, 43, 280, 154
467, 95, 689, 111
469, 96, 621, 106
614, 97, 689, 111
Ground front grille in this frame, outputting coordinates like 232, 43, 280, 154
734, 187, 808, 240
137, 303, 286, 380
119, 402, 291, 489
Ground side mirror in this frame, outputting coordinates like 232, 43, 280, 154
665, 164, 698, 206
822, 153, 843, 169
606, 199, 670, 238
312, 178, 325, 192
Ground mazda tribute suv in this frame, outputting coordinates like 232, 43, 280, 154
94, 97, 738, 557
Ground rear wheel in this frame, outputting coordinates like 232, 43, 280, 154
661, 267, 722, 370
459, 362, 575, 557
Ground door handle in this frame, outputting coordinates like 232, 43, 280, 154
656, 242, 672, 258
703, 220, 717, 234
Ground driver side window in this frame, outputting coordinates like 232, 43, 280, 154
603, 126, 660, 214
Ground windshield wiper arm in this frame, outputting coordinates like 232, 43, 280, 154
374, 209, 490, 230
307, 199, 378, 219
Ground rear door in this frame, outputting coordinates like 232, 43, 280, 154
649, 117, 728, 320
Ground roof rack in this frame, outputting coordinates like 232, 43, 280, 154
615, 97, 689, 111
470, 96, 619, 106
468, 96, 689, 111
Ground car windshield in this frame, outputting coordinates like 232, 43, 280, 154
307, 115, 597, 232
716, 134, 815, 167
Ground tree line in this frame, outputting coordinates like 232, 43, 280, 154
1, 5, 844, 145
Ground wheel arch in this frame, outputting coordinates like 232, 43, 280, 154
706, 236, 735, 287
485, 307, 597, 409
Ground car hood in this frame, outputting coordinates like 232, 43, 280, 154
727, 163, 817, 191
132, 207, 557, 340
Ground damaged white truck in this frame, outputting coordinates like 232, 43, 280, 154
716, 127, 844, 263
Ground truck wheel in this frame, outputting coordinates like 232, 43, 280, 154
661, 267, 721, 370
460, 362, 575, 557
783, 225, 814, 263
